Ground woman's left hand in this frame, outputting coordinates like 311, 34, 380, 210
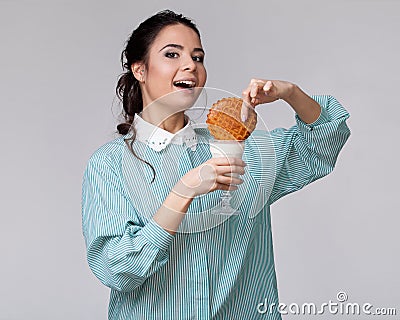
241, 79, 296, 121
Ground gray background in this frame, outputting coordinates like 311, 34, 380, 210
1, 0, 399, 319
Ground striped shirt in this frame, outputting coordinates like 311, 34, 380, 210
81, 95, 351, 319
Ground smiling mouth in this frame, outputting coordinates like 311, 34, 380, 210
173, 80, 196, 89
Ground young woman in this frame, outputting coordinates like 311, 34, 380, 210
82, 10, 351, 320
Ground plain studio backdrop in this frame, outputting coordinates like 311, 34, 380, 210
0, 0, 399, 319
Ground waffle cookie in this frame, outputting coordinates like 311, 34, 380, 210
206, 97, 257, 140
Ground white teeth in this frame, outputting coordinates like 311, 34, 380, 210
174, 80, 196, 88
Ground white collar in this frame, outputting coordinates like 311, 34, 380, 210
131, 114, 197, 152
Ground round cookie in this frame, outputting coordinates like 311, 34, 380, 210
206, 97, 257, 140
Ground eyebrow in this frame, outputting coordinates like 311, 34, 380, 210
159, 43, 205, 54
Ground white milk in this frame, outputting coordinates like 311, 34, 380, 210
209, 140, 245, 177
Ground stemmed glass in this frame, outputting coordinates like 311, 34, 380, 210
209, 139, 245, 215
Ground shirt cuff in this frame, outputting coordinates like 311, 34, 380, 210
140, 219, 174, 251
295, 95, 331, 131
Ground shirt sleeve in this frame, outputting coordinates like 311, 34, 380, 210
81, 151, 174, 292
267, 95, 351, 205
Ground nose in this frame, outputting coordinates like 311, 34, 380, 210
181, 54, 197, 72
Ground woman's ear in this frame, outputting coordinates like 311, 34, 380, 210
131, 63, 145, 82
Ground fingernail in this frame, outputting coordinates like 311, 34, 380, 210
241, 103, 248, 122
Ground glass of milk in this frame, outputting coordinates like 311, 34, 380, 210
209, 139, 245, 215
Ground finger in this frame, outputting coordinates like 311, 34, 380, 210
241, 100, 250, 122
216, 165, 246, 176
214, 160, 247, 172
263, 81, 273, 95
250, 82, 260, 98
241, 86, 252, 121
216, 175, 244, 185
250, 78, 264, 87
242, 82, 252, 101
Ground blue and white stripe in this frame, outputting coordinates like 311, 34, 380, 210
81, 95, 350, 319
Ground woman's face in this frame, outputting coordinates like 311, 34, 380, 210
134, 24, 207, 113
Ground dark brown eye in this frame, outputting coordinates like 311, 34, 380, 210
165, 52, 179, 58
193, 56, 204, 63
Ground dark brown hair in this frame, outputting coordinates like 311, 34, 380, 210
116, 10, 201, 182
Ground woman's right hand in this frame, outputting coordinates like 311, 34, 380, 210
173, 157, 246, 199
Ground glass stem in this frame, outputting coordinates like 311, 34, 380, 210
220, 191, 232, 208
